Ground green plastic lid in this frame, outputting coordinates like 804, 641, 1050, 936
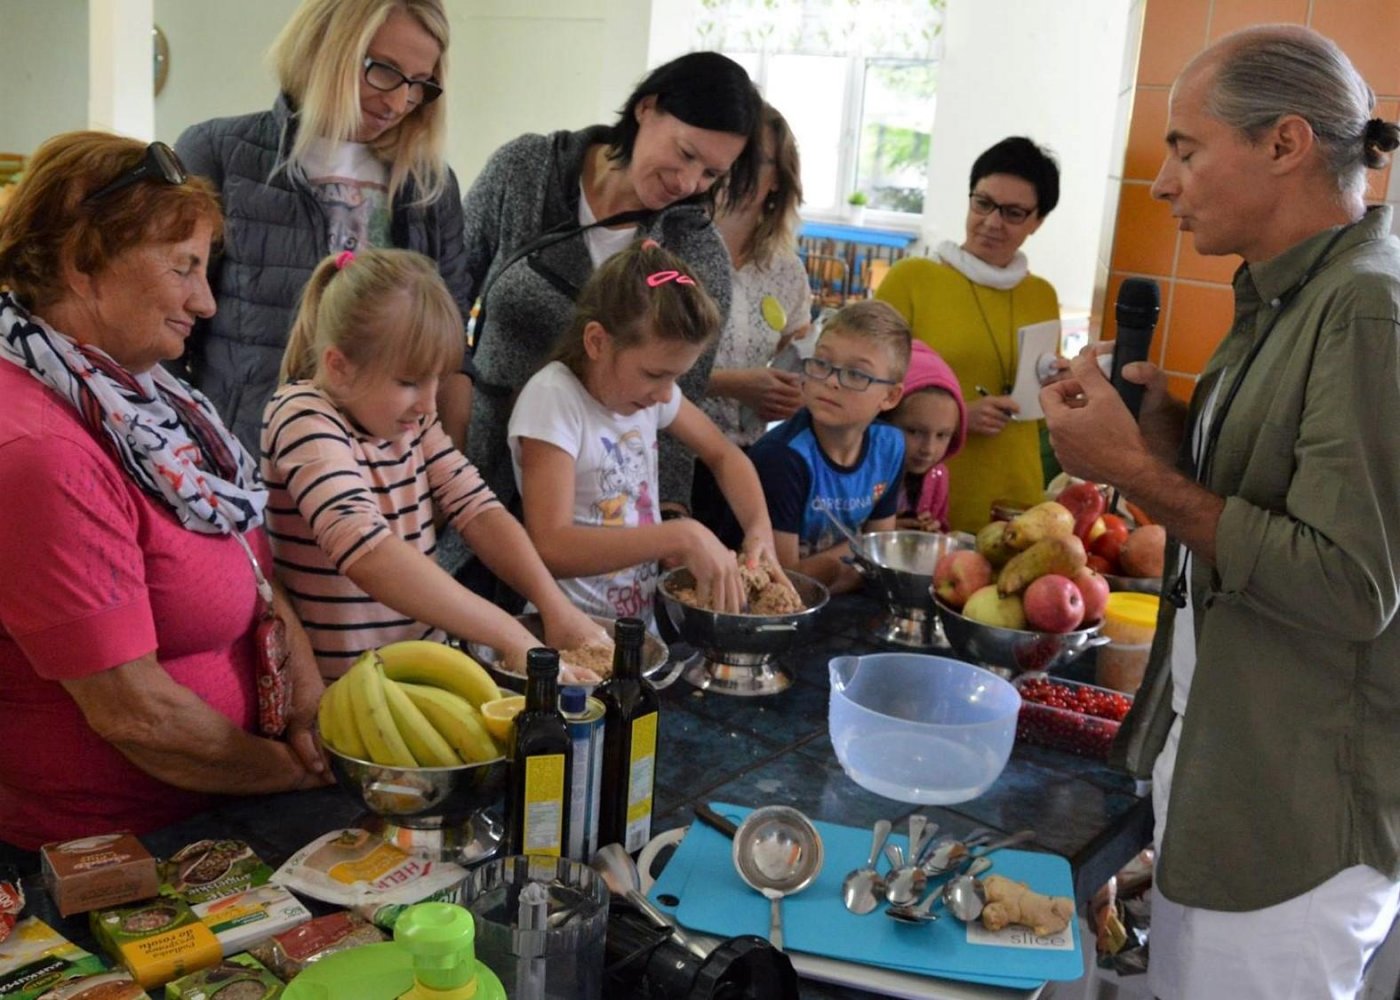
395, 902, 478, 992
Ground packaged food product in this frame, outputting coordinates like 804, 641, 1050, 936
89, 899, 221, 989
189, 883, 312, 957
270, 830, 465, 908
0, 918, 107, 1000
1014, 674, 1134, 760
31, 970, 150, 999
246, 912, 385, 981
41, 834, 159, 918
0, 866, 23, 943
159, 842, 268, 906
163, 953, 283, 999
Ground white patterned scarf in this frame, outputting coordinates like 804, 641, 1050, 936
934, 239, 1029, 291
0, 292, 268, 534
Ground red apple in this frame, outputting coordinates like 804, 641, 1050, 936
1023, 574, 1086, 633
1071, 566, 1111, 625
933, 550, 995, 609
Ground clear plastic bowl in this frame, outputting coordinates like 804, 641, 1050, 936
828, 653, 1020, 804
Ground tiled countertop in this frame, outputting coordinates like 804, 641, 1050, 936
12, 591, 1150, 998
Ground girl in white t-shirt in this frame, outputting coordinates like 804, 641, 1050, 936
510, 242, 782, 621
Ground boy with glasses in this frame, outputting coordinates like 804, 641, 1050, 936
744, 301, 909, 593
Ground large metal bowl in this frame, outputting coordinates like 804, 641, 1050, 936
1104, 573, 1164, 595
934, 595, 1107, 675
465, 613, 672, 692
659, 567, 829, 656
325, 742, 507, 863
854, 530, 970, 609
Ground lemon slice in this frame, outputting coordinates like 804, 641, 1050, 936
760, 294, 787, 332
480, 695, 526, 743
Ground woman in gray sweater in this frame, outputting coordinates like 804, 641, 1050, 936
461, 52, 764, 512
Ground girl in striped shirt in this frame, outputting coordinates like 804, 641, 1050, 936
262, 249, 605, 679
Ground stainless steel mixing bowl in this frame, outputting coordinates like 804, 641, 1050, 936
934, 595, 1108, 675
465, 613, 675, 692
658, 567, 828, 696
325, 742, 507, 864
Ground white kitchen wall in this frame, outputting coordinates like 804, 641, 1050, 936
924, 0, 1131, 313
0, 0, 90, 154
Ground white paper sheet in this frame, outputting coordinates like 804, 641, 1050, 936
1009, 319, 1062, 420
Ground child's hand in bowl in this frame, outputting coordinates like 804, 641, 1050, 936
680, 522, 746, 613
542, 603, 610, 654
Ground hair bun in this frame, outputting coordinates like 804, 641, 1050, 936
1364, 117, 1400, 152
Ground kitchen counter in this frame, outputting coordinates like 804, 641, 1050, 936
11, 591, 1150, 998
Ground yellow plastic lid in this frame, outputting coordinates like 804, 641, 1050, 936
1104, 592, 1160, 629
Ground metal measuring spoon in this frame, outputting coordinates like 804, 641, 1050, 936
887, 857, 993, 925
942, 865, 991, 922
732, 805, 824, 951
840, 818, 891, 915
884, 817, 938, 907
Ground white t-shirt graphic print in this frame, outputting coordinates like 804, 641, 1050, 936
509, 361, 682, 622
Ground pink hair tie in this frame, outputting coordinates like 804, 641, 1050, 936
646, 270, 695, 287
334, 250, 355, 271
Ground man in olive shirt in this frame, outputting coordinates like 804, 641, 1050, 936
1043, 25, 1400, 1000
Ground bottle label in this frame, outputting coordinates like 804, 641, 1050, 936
523, 753, 566, 856
623, 712, 658, 853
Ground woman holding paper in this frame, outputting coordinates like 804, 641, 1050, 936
876, 136, 1060, 532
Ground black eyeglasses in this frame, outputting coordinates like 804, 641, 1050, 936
969, 191, 1037, 225
363, 58, 443, 106
800, 356, 898, 392
84, 142, 187, 205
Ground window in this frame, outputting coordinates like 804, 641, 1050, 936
696, 0, 944, 223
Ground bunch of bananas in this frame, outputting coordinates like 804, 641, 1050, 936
319, 640, 505, 767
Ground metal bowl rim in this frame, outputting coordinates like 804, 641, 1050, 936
933, 594, 1104, 640
658, 566, 830, 619
322, 736, 505, 771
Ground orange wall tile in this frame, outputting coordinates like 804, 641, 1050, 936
1123, 88, 1169, 182
1208, 0, 1309, 42
1311, 0, 1400, 97
1137, 0, 1212, 86
1163, 282, 1233, 373
1111, 183, 1178, 277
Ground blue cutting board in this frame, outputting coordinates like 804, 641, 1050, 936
649, 803, 1082, 988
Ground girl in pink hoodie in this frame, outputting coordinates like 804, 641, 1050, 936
887, 341, 967, 533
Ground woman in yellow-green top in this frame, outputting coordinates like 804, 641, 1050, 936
877, 137, 1060, 533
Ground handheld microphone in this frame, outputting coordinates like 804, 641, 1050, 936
1111, 278, 1161, 420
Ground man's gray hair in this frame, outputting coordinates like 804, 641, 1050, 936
1205, 25, 1394, 198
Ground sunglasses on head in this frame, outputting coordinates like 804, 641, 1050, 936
84, 141, 187, 205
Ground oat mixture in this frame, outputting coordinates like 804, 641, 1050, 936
668, 553, 804, 615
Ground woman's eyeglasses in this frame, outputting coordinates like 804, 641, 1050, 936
800, 356, 898, 392
363, 58, 443, 106
969, 191, 1037, 225
84, 142, 187, 205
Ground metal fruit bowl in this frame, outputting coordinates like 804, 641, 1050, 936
324, 742, 507, 864
853, 530, 970, 609
1104, 573, 1164, 595
934, 595, 1107, 675
465, 613, 672, 692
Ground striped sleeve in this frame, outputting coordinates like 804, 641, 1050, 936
419, 418, 502, 531
263, 388, 391, 572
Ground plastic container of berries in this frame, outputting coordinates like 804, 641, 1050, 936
1012, 673, 1134, 760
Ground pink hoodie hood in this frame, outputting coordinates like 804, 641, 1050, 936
902, 340, 967, 460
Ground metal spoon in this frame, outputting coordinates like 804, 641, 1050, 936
888, 857, 994, 925
942, 869, 990, 922
840, 818, 891, 915
591, 843, 709, 959
885, 817, 939, 907
817, 503, 869, 560
732, 806, 824, 951
926, 829, 1033, 876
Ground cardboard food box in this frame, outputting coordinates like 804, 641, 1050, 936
163, 953, 283, 999
157, 840, 311, 955
0, 917, 108, 1000
41, 834, 159, 918
22, 970, 151, 999
189, 884, 311, 956
90, 899, 221, 989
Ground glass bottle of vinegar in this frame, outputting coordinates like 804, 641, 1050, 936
595, 618, 659, 852
506, 648, 571, 857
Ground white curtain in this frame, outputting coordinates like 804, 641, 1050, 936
694, 0, 946, 60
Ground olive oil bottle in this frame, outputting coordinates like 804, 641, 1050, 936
595, 618, 659, 852
506, 648, 571, 857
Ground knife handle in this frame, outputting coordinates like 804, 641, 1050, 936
692, 802, 740, 839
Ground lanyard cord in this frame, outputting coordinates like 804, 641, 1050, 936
965, 275, 1016, 394
1168, 222, 1354, 608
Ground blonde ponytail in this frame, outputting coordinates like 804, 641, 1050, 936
280, 256, 341, 383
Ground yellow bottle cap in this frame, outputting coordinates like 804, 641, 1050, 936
1104, 592, 1160, 630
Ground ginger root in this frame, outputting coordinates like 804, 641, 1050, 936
979, 875, 1075, 937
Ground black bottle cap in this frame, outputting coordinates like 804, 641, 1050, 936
614, 618, 645, 646
526, 647, 559, 680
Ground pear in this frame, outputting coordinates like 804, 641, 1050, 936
976, 520, 1018, 569
962, 585, 1028, 630
997, 535, 1087, 596
1003, 501, 1076, 550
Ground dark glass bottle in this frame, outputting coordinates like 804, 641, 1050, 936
506, 648, 571, 857
595, 618, 660, 852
